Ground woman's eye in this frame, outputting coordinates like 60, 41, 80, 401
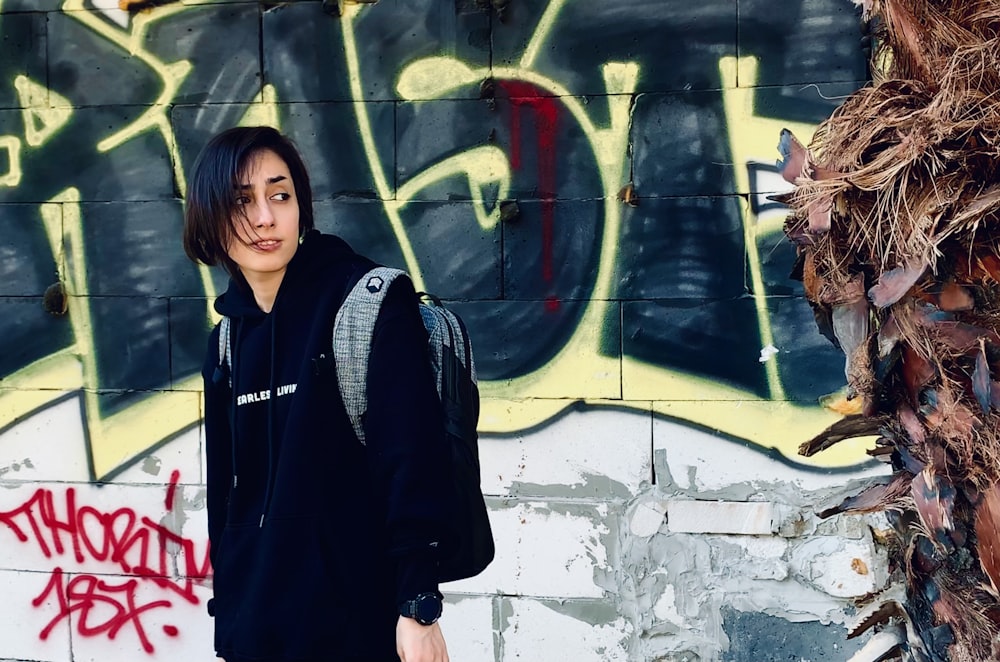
272, 192, 290, 201
235, 195, 251, 205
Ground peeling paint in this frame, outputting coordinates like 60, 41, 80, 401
141, 455, 162, 475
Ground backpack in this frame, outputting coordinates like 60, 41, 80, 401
218, 266, 495, 583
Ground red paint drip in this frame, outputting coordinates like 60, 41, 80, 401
499, 81, 560, 306
163, 625, 179, 637
165, 469, 180, 511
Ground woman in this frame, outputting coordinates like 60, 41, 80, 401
183, 126, 451, 662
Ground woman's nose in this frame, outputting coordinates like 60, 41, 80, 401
254, 202, 275, 228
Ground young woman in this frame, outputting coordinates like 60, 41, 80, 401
183, 126, 451, 662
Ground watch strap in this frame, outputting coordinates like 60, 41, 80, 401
400, 591, 443, 625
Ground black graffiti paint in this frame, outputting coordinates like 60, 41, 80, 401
0, 0, 866, 432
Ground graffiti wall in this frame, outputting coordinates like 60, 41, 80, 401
0, 0, 887, 660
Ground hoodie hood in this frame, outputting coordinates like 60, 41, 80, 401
214, 229, 359, 320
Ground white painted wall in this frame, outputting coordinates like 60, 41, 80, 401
0, 399, 889, 661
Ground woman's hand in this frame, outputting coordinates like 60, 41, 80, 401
396, 615, 449, 662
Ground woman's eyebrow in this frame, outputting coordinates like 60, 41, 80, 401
235, 175, 288, 189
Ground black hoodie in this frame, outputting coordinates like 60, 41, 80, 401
202, 230, 449, 662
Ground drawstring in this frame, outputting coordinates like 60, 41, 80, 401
259, 312, 278, 528
229, 320, 244, 491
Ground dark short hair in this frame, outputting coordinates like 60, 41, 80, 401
183, 126, 314, 276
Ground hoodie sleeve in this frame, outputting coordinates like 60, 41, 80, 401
202, 323, 234, 614
363, 276, 449, 607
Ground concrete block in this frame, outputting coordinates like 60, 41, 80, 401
0, 12, 47, 111
396, 99, 501, 202
492, 0, 737, 94
790, 536, 885, 599
500, 597, 631, 662
391, 201, 502, 300
143, 3, 260, 104
113, 429, 203, 491
1, 202, 59, 297
738, 0, 867, 87
69, 578, 213, 662
0, 569, 71, 662
444, 500, 614, 599
169, 298, 214, 388
760, 296, 847, 402
264, 0, 489, 103
284, 102, 396, 199
504, 199, 603, 300
713, 535, 789, 581
85, 390, 203, 481
313, 198, 408, 271
89, 296, 172, 394
0, 394, 89, 483
629, 495, 668, 537
722, 606, 870, 662
47, 12, 167, 108
622, 299, 768, 400
0, 298, 74, 387
773, 503, 818, 538
451, 301, 621, 398
632, 92, 737, 197
25, 106, 176, 203
480, 404, 651, 499
667, 500, 773, 535
397, 93, 605, 203
816, 512, 871, 540
440, 594, 495, 662
614, 196, 746, 302
80, 201, 199, 297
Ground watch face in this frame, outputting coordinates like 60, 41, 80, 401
415, 593, 443, 625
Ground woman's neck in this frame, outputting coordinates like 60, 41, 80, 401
243, 269, 286, 313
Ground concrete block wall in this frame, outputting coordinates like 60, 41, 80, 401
0, 0, 888, 660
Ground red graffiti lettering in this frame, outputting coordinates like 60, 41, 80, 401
165, 469, 180, 511
0, 476, 210, 653
33, 568, 171, 653
501, 80, 561, 312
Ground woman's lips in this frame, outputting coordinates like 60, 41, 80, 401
252, 239, 281, 252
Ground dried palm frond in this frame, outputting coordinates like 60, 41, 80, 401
781, 0, 1000, 658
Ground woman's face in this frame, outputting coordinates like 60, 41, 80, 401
226, 149, 301, 284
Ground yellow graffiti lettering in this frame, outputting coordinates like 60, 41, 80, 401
0, 136, 22, 187
14, 75, 73, 148
396, 146, 511, 231
520, 0, 568, 69
0, 0, 871, 475
341, 4, 424, 290
62, 0, 191, 197
396, 57, 479, 101
238, 84, 281, 130
0, 189, 202, 479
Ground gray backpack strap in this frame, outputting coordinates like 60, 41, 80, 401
333, 266, 406, 445
219, 316, 232, 388
419, 305, 447, 394
438, 305, 477, 384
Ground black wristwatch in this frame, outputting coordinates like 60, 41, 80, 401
399, 591, 443, 625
